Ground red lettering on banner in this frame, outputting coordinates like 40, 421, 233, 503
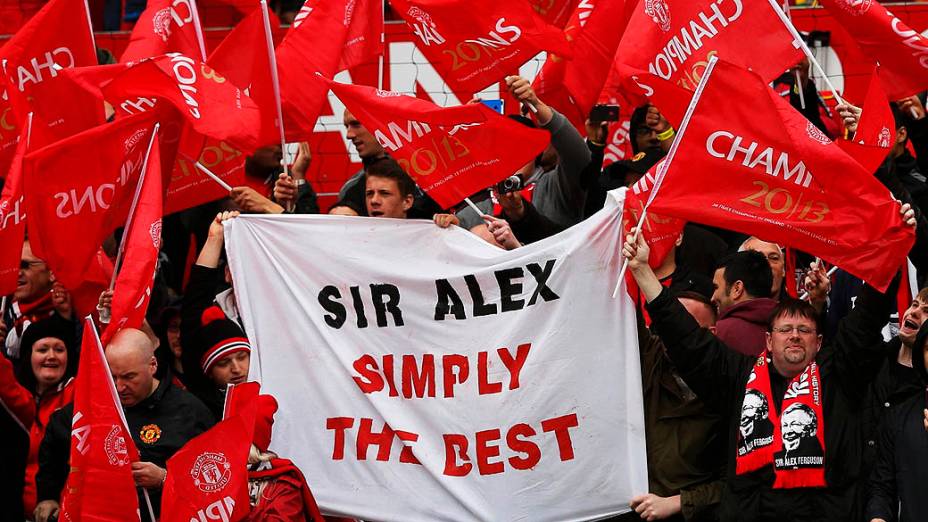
541, 413, 580, 461
442, 354, 469, 398
402, 354, 436, 398
327, 415, 580, 475
475, 428, 504, 475
506, 423, 541, 470
350, 343, 533, 399
443, 434, 472, 476
326, 417, 354, 460
357, 417, 395, 461
477, 352, 502, 395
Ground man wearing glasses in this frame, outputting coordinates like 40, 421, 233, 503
621, 203, 916, 521
2, 241, 60, 361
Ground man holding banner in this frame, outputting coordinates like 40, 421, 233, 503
622, 200, 917, 521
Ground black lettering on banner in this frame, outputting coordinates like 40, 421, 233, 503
318, 286, 346, 329
370, 284, 405, 327
495, 267, 525, 312
526, 260, 560, 305
465, 275, 498, 316
350, 286, 369, 328
434, 278, 466, 320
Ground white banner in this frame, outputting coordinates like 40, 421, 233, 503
225, 190, 646, 522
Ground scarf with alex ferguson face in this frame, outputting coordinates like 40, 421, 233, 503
736, 355, 826, 488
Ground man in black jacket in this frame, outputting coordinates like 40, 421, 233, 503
33, 329, 213, 522
867, 322, 928, 522
622, 204, 914, 521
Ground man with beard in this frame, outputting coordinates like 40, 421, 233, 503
622, 202, 917, 521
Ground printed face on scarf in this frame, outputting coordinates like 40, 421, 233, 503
17, 241, 53, 303
766, 314, 822, 379
740, 389, 768, 436
781, 403, 816, 452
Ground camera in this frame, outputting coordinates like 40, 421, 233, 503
496, 175, 522, 194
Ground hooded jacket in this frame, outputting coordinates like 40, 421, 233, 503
866, 322, 928, 522
716, 298, 779, 357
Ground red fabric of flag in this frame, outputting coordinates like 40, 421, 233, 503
60, 318, 140, 521
325, 78, 551, 208
121, 0, 204, 63
0, 0, 96, 178
208, 7, 280, 149
23, 111, 161, 290
276, 0, 382, 142
615, 0, 801, 91
529, 0, 579, 28
820, 0, 928, 100
103, 54, 262, 153
389, 0, 571, 94
646, 59, 913, 292
159, 388, 256, 522
838, 67, 895, 174
101, 136, 163, 346
0, 122, 30, 295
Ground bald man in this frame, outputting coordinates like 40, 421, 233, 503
34, 329, 214, 522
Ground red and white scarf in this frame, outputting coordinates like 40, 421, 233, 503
735, 355, 826, 488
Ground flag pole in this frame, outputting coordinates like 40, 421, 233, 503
378, 0, 385, 91
781, 0, 806, 110
187, 155, 233, 191
109, 124, 161, 292
82, 0, 97, 50
188, 0, 209, 62
612, 56, 719, 299
768, 0, 845, 105
260, 0, 292, 210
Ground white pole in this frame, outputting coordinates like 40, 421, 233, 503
767, 0, 844, 105
794, 69, 807, 110
109, 124, 160, 291
260, 0, 291, 210
191, 159, 234, 191
612, 56, 720, 299
188, 0, 209, 61
82, 0, 97, 51
799, 265, 839, 301
463, 197, 485, 217
377, 0, 385, 91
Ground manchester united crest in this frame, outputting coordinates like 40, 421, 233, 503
104, 425, 130, 466
644, 0, 671, 32
190, 452, 232, 493
836, 0, 872, 16
806, 122, 831, 145
139, 423, 162, 445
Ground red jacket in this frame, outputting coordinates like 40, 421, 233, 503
0, 353, 73, 515
247, 459, 327, 522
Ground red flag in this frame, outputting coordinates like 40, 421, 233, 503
820, 0, 928, 100
276, 0, 383, 142
60, 318, 140, 521
103, 54, 262, 153
159, 387, 256, 522
389, 0, 571, 94
0, 120, 30, 295
625, 162, 685, 271
23, 111, 161, 290
208, 7, 281, 148
644, 59, 913, 291
610, 63, 690, 127
615, 0, 801, 90
529, 0, 579, 28
325, 79, 551, 208
165, 139, 244, 215
121, 0, 204, 63
0, 0, 97, 176
101, 135, 163, 346
533, 0, 629, 130
838, 67, 895, 174
70, 249, 116, 318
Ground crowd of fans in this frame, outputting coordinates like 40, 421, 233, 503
0, 29, 927, 522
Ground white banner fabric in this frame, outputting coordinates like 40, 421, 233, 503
225, 190, 647, 522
